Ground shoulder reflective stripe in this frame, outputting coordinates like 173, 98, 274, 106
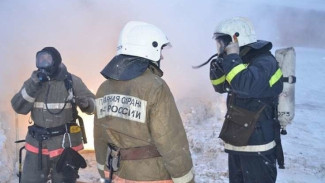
34, 102, 72, 109
172, 168, 194, 183
97, 163, 105, 171
211, 75, 226, 85
269, 68, 283, 87
224, 140, 276, 152
21, 88, 35, 103
25, 143, 49, 155
226, 64, 247, 83
104, 171, 173, 183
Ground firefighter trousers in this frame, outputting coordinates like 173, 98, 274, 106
21, 151, 77, 183
228, 153, 277, 183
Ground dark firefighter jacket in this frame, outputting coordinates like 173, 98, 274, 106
11, 64, 95, 158
210, 40, 283, 155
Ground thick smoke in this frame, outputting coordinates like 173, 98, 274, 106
0, 0, 324, 150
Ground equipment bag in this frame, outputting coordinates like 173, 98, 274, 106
219, 101, 266, 146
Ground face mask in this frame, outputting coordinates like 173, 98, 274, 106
36, 51, 54, 81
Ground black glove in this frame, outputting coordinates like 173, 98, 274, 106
30, 71, 42, 85
75, 96, 89, 109
56, 148, 87, 179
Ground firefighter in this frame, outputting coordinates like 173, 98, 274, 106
11, 47, 95, 183
94, 21, 194, 183
209, 17, 284, 183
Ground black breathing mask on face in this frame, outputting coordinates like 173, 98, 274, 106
35, 47, 62, 82
215, 34, 232, 57
36, 51, 54, 81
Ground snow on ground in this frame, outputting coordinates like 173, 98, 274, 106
0, 113, 16, 183
2, 48, 325, 182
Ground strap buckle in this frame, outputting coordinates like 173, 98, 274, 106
283, 75, 296, 84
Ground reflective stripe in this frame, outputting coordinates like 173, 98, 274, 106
211, 75, 226, 86
172, 168, 194, 183
97, 163, 105, 171
21, 88, 35, 103
226, 64, 247, 83
104, 171, 173, 183
224, 140, 276, 152
269, 68, 283, 87
25, 143, 49, 155
34, 102, 72, 109
25, 142, 83, 158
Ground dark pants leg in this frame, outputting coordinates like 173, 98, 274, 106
21, 151, 77, 183
228, 153, 277, 183
21, 151, 50, 183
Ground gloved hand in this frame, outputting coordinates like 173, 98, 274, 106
225, 42, 239, 55
30, 71, 42, 85
75, 96, 89, 109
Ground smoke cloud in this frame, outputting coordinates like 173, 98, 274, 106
0, 0, 324, 149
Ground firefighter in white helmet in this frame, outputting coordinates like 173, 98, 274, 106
209, 17, 284, 183
94, 21, 194, 183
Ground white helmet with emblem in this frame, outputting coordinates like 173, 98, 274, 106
214, 17, 257, 47
117, 21, 170, 62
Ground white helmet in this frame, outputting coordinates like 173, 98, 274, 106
214, 17, 257, 47
117, 21, 170, 62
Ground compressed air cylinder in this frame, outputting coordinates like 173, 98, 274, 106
275, 47, 296, 134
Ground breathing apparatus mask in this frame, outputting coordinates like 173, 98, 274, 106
36, 47, 62, 82
213, 33, 233, 56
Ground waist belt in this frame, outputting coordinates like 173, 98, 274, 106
27, 123, 78, 170
28, 123, 78, 141
120, 145, 161, 160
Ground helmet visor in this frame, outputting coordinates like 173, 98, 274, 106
36, 51, 54, 69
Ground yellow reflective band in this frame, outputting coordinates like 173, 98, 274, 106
211, 75, 225, 86
226, 64, 247, 83
269, 68, 283, 87
70, 126, 81, 133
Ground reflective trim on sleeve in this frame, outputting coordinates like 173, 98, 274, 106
224, 140, 276, 152
226, 64, 247, 83
269, 68, 283, 87
97, 163, 105, 171
21, 88, 35, 103
34, 102, 72, 109
172, 168, 194, 183
211, 75, 226, 86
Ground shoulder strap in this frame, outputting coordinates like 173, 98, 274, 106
64, 73, 78, 122
64, 73, 73, 92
